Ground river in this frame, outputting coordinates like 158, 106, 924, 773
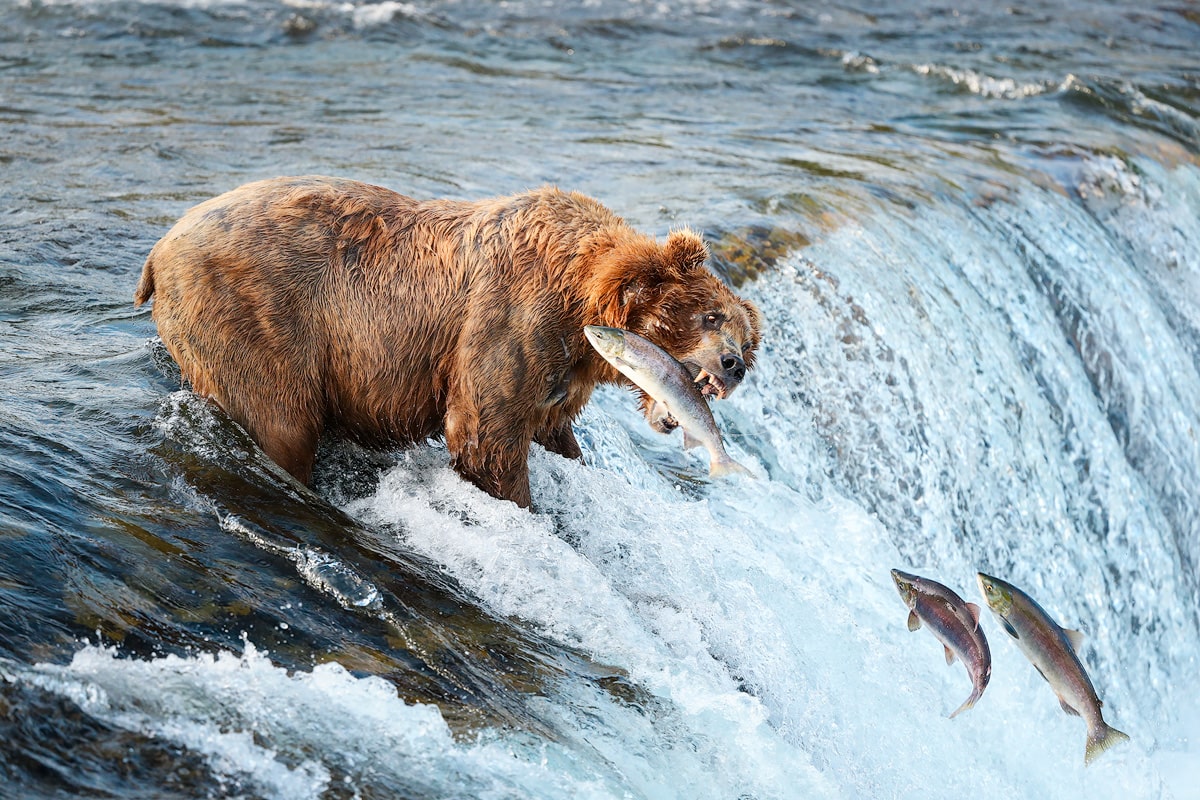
1, 1, 1197, 797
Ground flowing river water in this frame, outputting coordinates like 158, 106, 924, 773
1, 1, 1198, 797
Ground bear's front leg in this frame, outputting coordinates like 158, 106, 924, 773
445, 409, 534, 508
444, 326, 539, 508
534, 422, 582, 460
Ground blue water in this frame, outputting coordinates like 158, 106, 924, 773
1, 1, 1198, 797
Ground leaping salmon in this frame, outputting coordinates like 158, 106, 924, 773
977, 572, 1130, 765
891, 569, 991, 718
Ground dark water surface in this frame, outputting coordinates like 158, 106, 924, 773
2, 1, 1199, 798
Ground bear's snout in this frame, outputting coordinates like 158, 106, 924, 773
721, 351, 747, 383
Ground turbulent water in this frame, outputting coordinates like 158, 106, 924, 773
2, 1, 1199, 797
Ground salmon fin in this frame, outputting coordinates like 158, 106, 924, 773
710, 457, 754, 479
1059, 697, 1081, 717
943, 645, 956, 666
1002, 618, 1020, 640
682, 430, 703, 450
948, 687, 982, 719
965, 602, 982, 628
1085, 723, 1130, 766
1064, 628, 1085, 652
907, 611, 921, 632
1033, 664, 1050, 685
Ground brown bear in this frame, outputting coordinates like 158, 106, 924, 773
135, 176, 761, 508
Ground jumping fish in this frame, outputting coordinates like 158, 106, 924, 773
976, 572, 1130, 765
583, 325, 752, 478
891, 569, 991, 718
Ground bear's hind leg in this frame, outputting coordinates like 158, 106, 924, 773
257, 419, 323, 484
216, 390, 325, 485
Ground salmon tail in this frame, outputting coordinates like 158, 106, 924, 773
710, 456, 755, 479
947, 686, 983, 719
133, 253, 156, 306
1084, 723, 1130, 765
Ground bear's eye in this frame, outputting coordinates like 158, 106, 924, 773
741, 340, 753, 353
703, 312, 723, 329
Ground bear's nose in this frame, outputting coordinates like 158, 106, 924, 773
721, 352, 746, 381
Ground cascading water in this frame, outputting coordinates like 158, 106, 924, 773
1, 1, 1197, 798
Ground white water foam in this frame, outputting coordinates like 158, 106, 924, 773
336, 412, 1172, 797
10, 641, 631, 800
912, 63, 1056, 99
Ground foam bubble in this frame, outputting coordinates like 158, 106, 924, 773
912, 63, 1054, 99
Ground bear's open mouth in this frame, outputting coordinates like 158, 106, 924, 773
688, 366, 727, 399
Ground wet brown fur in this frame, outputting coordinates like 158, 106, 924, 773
135, 176, 761, 507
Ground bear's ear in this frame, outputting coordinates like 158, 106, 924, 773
742, 297, 763, 334
663, 228, 709, 274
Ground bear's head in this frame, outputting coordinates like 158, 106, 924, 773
587, 227, 761, 400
